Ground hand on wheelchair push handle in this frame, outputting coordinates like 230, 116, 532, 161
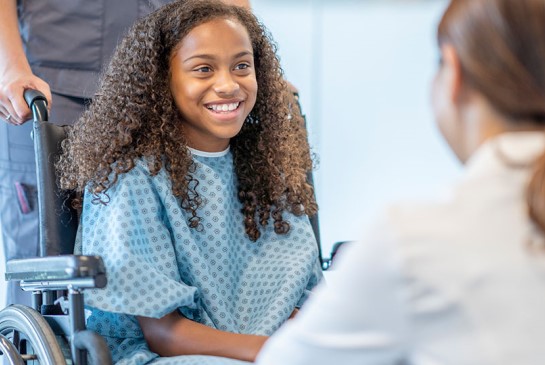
0, 70, 51, 125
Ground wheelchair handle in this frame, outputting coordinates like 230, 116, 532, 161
23, 89, 49, 122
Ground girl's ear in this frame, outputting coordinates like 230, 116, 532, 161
441, 44, 463, 104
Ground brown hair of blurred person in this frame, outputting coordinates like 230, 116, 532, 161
437, 0, 545, 234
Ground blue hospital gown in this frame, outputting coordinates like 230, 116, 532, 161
74, 148, 323, 365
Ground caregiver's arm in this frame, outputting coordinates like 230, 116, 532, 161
0, 0, 51, 125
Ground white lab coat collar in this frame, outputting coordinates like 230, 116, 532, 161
463, 131, 545, 181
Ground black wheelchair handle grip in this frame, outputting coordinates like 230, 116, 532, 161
23, 89, 48, 122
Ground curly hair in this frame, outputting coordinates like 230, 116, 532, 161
57, 0, 317, 242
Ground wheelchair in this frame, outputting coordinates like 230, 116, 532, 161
0, 90, 111, 365
0, 90, 346, 365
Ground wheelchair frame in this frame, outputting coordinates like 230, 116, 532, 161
0, 90, 112, 365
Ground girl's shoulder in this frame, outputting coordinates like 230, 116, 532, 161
84, 158, 174, 211
107, 158, 172, 194
126, 157, 168, 179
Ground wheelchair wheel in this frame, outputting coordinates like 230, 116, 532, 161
0, 304, 66, 365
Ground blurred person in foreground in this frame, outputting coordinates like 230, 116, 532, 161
256, 0, 545, 364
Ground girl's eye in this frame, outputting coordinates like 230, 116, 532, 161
235, 63, 250, 70
195, 66, 212, 73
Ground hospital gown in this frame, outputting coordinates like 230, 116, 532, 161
74, 148, 323, 365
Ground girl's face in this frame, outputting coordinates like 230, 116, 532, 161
170, 17, 257, 152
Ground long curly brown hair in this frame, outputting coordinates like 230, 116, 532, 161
57, 0, 317, 242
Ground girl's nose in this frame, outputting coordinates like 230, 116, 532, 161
214, 72, 240, 96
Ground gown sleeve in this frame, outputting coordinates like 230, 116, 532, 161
296, 258, 323, 309
76, 163, 200, 319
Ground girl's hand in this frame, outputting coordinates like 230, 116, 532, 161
289, 308, 299, 319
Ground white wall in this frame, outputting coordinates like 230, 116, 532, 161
252, 0, 461, 256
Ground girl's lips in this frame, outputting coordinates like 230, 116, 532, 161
206, 101, 241, 112
205, 101, 244, 121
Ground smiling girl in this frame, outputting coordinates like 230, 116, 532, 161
57, 1, 322, 364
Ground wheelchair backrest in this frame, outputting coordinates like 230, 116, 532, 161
27, 90, 79, 257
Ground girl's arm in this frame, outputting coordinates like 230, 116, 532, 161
137, 311, 268, 362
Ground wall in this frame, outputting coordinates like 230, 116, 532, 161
251, 0, 461, 257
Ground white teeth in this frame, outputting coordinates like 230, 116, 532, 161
208, 102, 239, 112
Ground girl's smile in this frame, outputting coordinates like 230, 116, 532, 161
204, 99, 245, 121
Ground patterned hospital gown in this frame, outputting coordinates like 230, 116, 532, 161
74, 147, 323, 365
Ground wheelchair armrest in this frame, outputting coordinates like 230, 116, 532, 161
5, 255, 107, 291
322, 240, 354, 270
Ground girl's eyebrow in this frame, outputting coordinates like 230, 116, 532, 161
183, 50, 254, 64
